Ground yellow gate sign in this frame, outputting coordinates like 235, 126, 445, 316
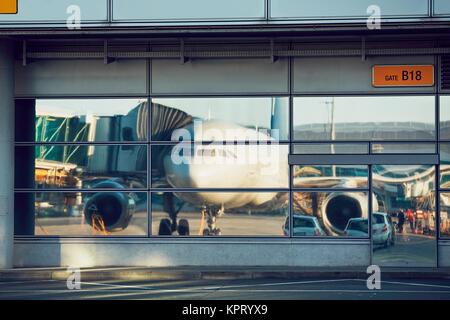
372, 65, 434, 87
0, 0, 17, 14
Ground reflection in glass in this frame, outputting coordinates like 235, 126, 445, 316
440, 96, 450, 140
152, 144, 289, 189
15, 145, 147, 189
292, 192, 369, 237
293, 165, 368, 189
151, 192, 288, 236
440, 144, 450, 188
35, 99, 148, 142
294, 96, 435, 141
371, 143, 436, 154
372, 165, 436, 267
293, 143, 368, 154
151, 97, 289, 141
16, 192, 148, 236
439, 193, 450, 237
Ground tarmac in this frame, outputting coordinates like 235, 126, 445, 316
1, 266, 450, 282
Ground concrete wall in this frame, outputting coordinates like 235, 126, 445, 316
15, 59, 148, 97
292, 55, 436, 94
151, 58, 289, 95
13, 239, 370, 267
15, 55, 438, 97
439, 241, 450, 267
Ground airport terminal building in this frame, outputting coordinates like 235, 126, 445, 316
1, 0, 450, 269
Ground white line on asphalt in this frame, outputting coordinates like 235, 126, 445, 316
0, 279, 58, 285
78, 278, 359, 291
351, 278, 450, 289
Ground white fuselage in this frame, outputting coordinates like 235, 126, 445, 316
163, 119, 288, 210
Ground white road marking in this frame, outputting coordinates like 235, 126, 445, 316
354, 279, 450, 289
0, 279, 58, 285
79, 278, 358, 291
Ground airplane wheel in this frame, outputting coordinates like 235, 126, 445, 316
158, 218, 172, 235
203, 229, 210, 236
177, 219, 190, 236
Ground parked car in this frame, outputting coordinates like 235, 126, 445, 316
344, 214, 395, 247
283, 215, 326, 236
344, 218, 369, 237
372, 212, 395, 247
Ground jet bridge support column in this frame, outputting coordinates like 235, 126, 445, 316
0, 40, 15, 268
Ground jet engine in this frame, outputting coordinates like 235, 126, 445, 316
321, 192, 378, 236
84, 181, 136, 232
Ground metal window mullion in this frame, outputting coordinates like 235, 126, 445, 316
289, 154, 439, 166
369, 163, 373, 266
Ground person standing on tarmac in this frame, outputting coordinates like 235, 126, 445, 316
397, 209, 405, 233
406, 209, 415, 233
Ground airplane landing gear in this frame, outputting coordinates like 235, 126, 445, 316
158, 218, 172, 235
202, 206, 223, 236
158, 218, 190, 236
158, 193, 188, 236
177, 219, 190, 236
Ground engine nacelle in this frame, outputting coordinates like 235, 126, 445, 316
322, 192, 378, 236
84, 181, 135, 232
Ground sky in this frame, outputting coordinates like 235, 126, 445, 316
36, 96, 442, 128
293, 96, 436, 125
37, 97, 289, 128
152, 97, 286, 128
36, 99, 147, 117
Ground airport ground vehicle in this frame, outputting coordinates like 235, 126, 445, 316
284, 215, 326, 236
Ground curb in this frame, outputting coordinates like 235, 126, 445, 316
1, 269, 450, 282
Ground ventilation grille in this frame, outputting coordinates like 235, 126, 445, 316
442, 55, 450, 90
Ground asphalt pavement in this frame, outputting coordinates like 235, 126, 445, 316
1, 277, 450, 300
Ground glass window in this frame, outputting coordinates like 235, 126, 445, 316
15, 145, 147, 189
35, 99, 148, 143
293, 143, 368, 154
151, 97, 289, 142
151, 192, 288, 236
371, 143, 436, 154
292, 165, 368, 189
372, 165, 436, 267
15, 192, 148, 236
440, 192, 450, 237
292, 192, 369, 237
294, 96, 435, 141
440, 96, 450, 140
152, 144, 289, 189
